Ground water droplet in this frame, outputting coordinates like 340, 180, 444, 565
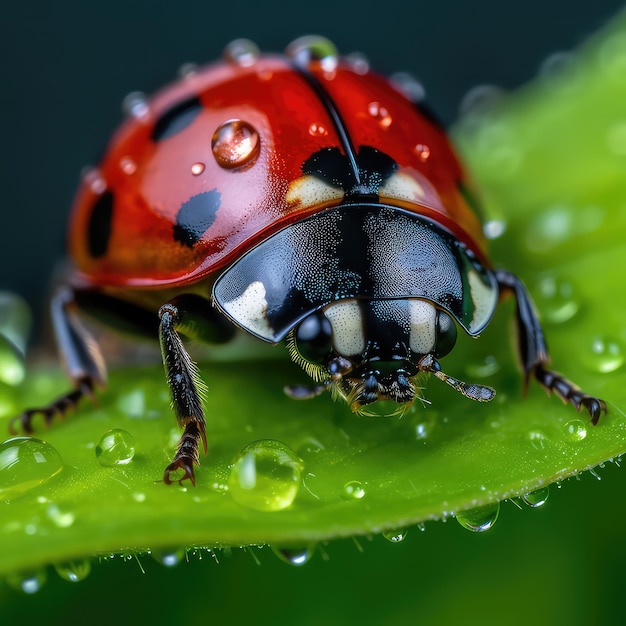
0, 291, 31, 356
122, 91, 150, 120
456, 502, 500, 532
81, 167, 107, 194
459, 84, 504, 119
413, 143, 430, 162
527, 430, 546, 450
465, 355, 500, 379
286, 36, 338, 73
538, 51, 580, 92
229, 440, 303, 512
390, 72, 426, 102
584, 336, 624, 373
483, 219, 507, 239
534, 274, 579, 324
54, 558, 92, 582
0, 437, 63, 501
177, 62, 198, 79
271, 544, 315, 566
383, 528, 408, 543
0, 334, 26, 386
346, 51, 369, 75
46, 502, 75, 528
119, 156, 137, 175
342, 480, 366, 500
6, 568, 47, 594
522, 486, 550, 508
563, 419, 588, 442
212, 119, 260, 169
191, 161, 205, 175
95, 429, 136, 467
223, 38, 260, 67
152, 547, 186, 567
368, 102, 392, 128
308, 122, 328, 136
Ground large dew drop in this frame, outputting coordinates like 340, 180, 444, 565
54, 558, 92, 583
229, 440, 303, 512
95, 429, 136, 467
0, 437, 63, 501
456, 502, 500, 532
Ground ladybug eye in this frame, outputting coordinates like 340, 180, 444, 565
294, 312, 333, 363
434, 310, 457, 358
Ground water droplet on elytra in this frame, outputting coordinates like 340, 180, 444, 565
212, 119, 260, 169
122, 91, 150, 120
345, 51, 369, 75
191, 162, 205, 175
383, 528, 408, 543
342, 480, 366, 500
563, 419, 588, 442
95, 429, 136, 467
271, 544, 315, 566
152, 547, 186, 567
522, 486, 550, 508
456, 502, 500, 532
177, 62, 198, 79
6, 568, 47, 594
119, 156, 137, 175
286, 36, 338, 73
308, 123, 328, 136
54, 558, 92, 583
229, 439, 303, 512
390, 72, 426, 103
368, 102, 392, 128
584, 336, 624, 373
0, 437, 63, 501
223, 38, 260, 67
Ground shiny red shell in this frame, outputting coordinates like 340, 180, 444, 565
68, 50, 487, 290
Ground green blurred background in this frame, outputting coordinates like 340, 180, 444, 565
2, 0, 626, 623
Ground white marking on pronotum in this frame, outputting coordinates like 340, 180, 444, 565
408, 300, 436, 354
286, 175, 344, 209
221, 281, 274, 338
324, 300, 365, 357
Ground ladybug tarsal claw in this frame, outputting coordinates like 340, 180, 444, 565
418, 354, 496, 403
163, 458, 196, 486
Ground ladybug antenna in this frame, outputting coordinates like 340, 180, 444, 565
418, 354, 495, 403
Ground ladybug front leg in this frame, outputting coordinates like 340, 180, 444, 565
11, 287, 107, 434
495, 269, 606, 423
158, 301, 208, 486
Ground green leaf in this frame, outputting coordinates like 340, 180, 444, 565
2, 14, 626, 578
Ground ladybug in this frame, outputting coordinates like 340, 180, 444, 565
13, 36, 606, 485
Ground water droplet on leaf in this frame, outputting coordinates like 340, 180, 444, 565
229, 440, 303, 512
6, 568, 47, 594
584, 336, 624, 373
456, 502, 500, 532
342, 480, 366, 500
95, 429, 136, 467
0, 437, 63, 500
54, 558, 92, 582
563, 419, 588, 442
152, 547, 186, 567
522, 487, 550, 508
271, 544, 315, 566
383, 528, 408, 543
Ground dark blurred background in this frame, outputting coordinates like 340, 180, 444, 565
2, 1, 626, 623
1, 0, 624, 313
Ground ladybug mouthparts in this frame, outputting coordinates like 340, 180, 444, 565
288, 297, 496, 414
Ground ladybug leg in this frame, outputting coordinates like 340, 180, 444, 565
495, 270, 607, 423
10, 287, 107, 435
158, 301, 209, 486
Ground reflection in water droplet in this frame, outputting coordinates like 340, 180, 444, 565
342, 480, 366, 500
54, 558, 92, 582
95, 429, 136, 467
191, 162, 206, 176
286, 36, 338, 73
229, 440, 303, 512
212, 119, 260, 169
152, 547, 186, 567
584, 337, 624, 373
522, 486, 550, 508
122, 91, 150, 120
456, 502, 500, 532
383, 528, 408, 543
368, 102, 392, 128
563, 419, 588, 442
271, 544, 315, 566
534, 274, 580, 324
6, 568, 47, 594
0, 438, 63, 501
223, 38, 260, 67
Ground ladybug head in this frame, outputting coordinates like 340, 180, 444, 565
288, 297, 495, 414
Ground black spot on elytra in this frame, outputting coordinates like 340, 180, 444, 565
87, 190, 114, 258
173, 189, 221, 248
302, 146, 397, 196
151, 96, 203, 142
